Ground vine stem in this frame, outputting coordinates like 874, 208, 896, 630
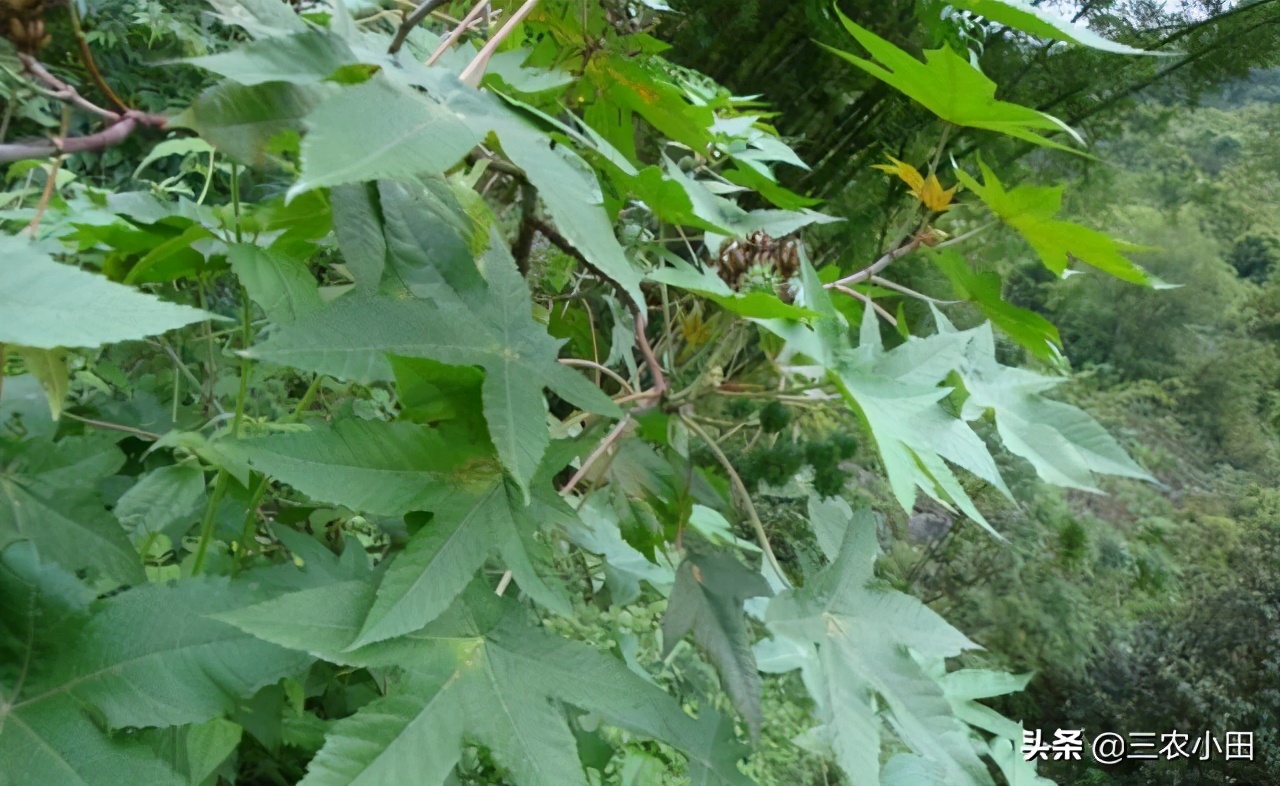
680, 414, 789, 586
191, 471, 231, 576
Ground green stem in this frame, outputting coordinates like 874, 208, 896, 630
229, 163, 251, 438
191, 471, 231, 576
237, 475, 270, 566
286, 375, 324, 423
681, 414, 789, 586
230, 163, 243, 244
232, 285, 252, 438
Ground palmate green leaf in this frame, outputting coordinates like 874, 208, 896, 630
0, 547, 311, 786
248, 230, 619, 495
0, 237, 214, 350
662, 552, 772, 737
947, 0, 1172, 56
762, 504, 991, 786
760, 263, 1011, 534
216, 582, 756, 786
955, 161, 1156, 285
864, 304, 1151, 494
931, 249, 1063, 363
351, 475, 575, 646
0, 434, 143, 583
824, 10, 1083, 154
933, 314, 1155, 491
223, 420, 474, 518
222, 420, 571, 637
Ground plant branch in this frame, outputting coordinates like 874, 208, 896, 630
427, 0, 491, 66
833, 284, 897, 327
388, 0, 453, 55
681, 413, 789, 586
67, 5, 130, 113
825, 236, 925, 289
561, 416, 633, 495
0, 112, 164, 164
559, 358, 635, 394
459, 0, 539, 86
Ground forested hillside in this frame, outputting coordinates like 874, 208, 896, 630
2, 2, 1279, 785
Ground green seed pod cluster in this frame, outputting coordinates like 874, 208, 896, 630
758, 400, 791, 433
737, 432, 860, 498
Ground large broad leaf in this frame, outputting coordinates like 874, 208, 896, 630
947, 0, 1172, 56
762, 504, 992, 786
0, 237, 214, 350
290, 75, 486, 195
0, 434, 143, 583
0, 546, 310, 786
223, 420, 572, 638
662, 552, 772, 737
824, 11, 1082, 154
216, 581, 757, 786
351, 463, 575, 646
247, 230, 619, 496
955, 160, 1156, 285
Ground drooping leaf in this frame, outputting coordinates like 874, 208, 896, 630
216, 582, 757, 786
172, 81, 329, 166
763, 505, 990, 786
663, 551, 772, 737
931, 249, 1062, 362
228, 243, 324, 324
13, 346, 69, 420
113, 463, 208, 542
824, 11, 1083, 154
648, 260, 820, 320
0, 237, 215, 350
954, 160, 1155, 284
330, 182, 387, 292
947, 0, 1173, 56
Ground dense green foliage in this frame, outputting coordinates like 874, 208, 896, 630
2, 1, 1279, 785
